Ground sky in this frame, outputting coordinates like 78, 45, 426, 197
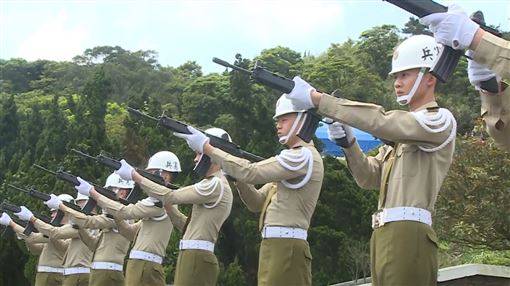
1, 0, 509, 74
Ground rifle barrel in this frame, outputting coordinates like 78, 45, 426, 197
33, 164, 57, 175
7, 184, 29, 194
127, 107, 159, 121
71, 149, 97, 160
212, 57, 252, 74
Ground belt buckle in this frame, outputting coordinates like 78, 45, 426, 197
372, 210, 385, 229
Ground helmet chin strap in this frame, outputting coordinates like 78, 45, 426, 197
396, 67, 427, 106
278, 112, 304, 145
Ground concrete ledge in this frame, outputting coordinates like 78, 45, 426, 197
331, 264, 510, 286
437, 263, 510, 282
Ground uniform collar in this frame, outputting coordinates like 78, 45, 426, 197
415, 101, 438, 112
206, 170, 222, 179
291, 140, 314, 149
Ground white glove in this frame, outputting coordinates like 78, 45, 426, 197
420, 4, 479, 50
0, 213, 11, 226
115, 159, 135, 181
173, 126, 210, 153
328, 122, 355, 148
74, 177, 93, 196
466, 50, 497, 90
284, 76, 316, 110
14, 206, 33, 221
44, 194, 62, 210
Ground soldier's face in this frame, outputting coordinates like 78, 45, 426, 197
76, 199, 87, 208
160, 170, 173, 184
50, 210, 57, 220
194, 152, 202, 164
116, 188, 130, 199
276, 113, 298, 139
393, 68, 420, 98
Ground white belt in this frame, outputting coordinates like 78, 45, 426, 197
179, 239, 215, 252
63, 267, 90, 276
129, 250, 163, 264
91, 262, 123, 272
37, 266, 64, 274
372, 207, 432, 229
261, 226, 308, 240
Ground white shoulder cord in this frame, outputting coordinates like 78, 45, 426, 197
411, 108, 457, 152
193, 177, 224, 209
140, 197, 168, 221
275, 147, 314, 189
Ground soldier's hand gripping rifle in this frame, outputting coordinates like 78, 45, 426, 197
127, 107, 266, 178
70, 149, 180, 196
0, 202, 29, 238
212, 57, 322, 143
383, 0, 502, 93
0, 201, 38, 236
6, 184, 73, 226
33, 164, 130, 212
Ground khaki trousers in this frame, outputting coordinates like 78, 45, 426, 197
34, 272, 63, 286
125, 258, 165, 286
174, 249, 219, 286
258, 238, 312, 286
370, 221, 439, 286
62, 273, 89, 286
89, 269, 124, 286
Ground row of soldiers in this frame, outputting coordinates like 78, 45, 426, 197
1, 3, 509, 286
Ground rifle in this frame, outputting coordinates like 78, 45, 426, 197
127, 107, 266, 178
33, 164, 130, 212
6, 184, 76, 226
383, 0, 501, 93
0, 201, 37, 236
212, 57, 321, 143
70, 149, 180, 194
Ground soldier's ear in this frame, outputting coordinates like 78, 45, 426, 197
425, 73, 437, 87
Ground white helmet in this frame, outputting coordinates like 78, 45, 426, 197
389, 35, 441, 75
146, 151, 181, 172
273, 94, 305, 119
274, 94, 306, 144
58, 194, 74, 203
74, 193, 89, 203
104, 173, 135, 190
389, 35, 441, 105
205, 127, 232, 142
51, 194, 74, 211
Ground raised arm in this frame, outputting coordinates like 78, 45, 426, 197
233, 182, 273, 213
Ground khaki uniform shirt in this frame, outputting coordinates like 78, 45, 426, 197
64, 207, 130, 265
138, 170, 233, 243
473, 32, 510, 79
318, 95, 455, 211
33, 219, 92, 268
473, 32, 510, 151
13, 222, 67, 268
209, 142, 324, 230
94, 193, 172, 257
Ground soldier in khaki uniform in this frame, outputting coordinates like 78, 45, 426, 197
420, 4, 510, 150
49, 173, 134, 286
116, 128, 234, 286
74, 151, 181, 286
1, 209, 68, 286
285, 35, 457, 285
172, 101, 324, 285
15, 194, 93, 286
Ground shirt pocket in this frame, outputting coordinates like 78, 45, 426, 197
393, 144, 420, 179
